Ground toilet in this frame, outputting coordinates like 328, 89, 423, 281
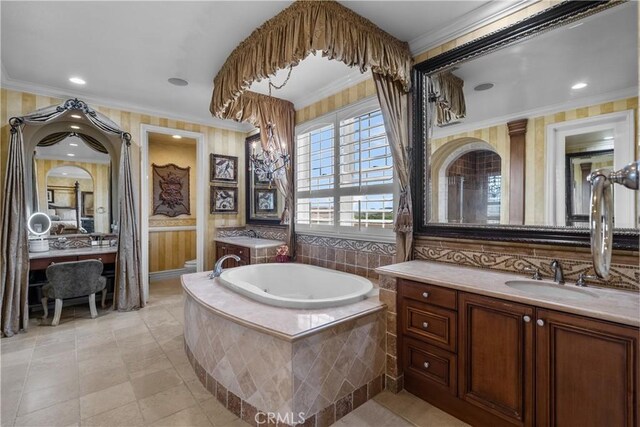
184, 259, 197, 272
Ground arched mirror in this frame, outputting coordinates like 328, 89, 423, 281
31, 132, 115, 235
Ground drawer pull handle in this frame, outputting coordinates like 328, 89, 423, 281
537, 319, 545, 327
423, 362, 430, 369
98, 258, 102, 261
422, 322, 429, 329
523, 315, 531, 323
422, 292, 429, 299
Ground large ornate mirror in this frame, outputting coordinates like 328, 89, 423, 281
413, 1, 638, 248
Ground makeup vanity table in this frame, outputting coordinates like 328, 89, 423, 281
28, 245, 117, 311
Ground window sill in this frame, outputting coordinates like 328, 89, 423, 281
294, 227, 396, 244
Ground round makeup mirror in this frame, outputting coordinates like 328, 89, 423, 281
28, 212, 51, 253
28, 212, 51, 236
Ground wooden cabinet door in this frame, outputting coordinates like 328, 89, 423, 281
536, 309, 638, 427
459, 293, 534, 426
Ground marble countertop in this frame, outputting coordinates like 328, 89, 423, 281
215, 236, 285, 249
181, 272, 384, 341
376, 261, 640, 327
29, 245, 117, 259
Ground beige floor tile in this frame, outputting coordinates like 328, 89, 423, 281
164, 348, 190, 367
198, 398, 238, 427
14, 398, 80, 427
120, 341, 164, 364
338, 400, 413, 427
1, 389, 22, 426
34, 330, 76, 347
151, 405, 212, 427
79, 381, 136, 420
137, 384, 197, 423
126, 354, 173, 378
185, 378, 211, 402
79, 366, 130, 397
1, 337, 37, 354
218, 418, 248, 427
23, 365, 79, 393
1, 348, 33, 368
77, 343, 120, 363
157, 335, 185, 353
78, 352, 125, 377
130, 368, 184, 400
1, 363, 29, 393
173, 362, 199, 383
80, 401, 144, 427
374, 390, 420, 414
18, 379, 79, 416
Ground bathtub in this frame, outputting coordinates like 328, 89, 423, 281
218, 263, 375, 309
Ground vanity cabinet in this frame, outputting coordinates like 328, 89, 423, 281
215, 242, 249, 268
397, 279, 638, 427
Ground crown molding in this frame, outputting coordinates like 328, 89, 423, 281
409, 0, 538, 57
0, 75, 253, 133
431, 87, 638, 140
292, 69, 372, 111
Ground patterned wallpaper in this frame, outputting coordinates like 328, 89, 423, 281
1, 88, 247, 271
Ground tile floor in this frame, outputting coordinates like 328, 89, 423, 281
1, 278, 468, 427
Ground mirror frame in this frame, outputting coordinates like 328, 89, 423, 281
244, 133, 286, 226
411, 0, 639, 250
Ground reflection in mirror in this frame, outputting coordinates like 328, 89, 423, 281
246, 134, 285, 224
423, 2, 638, 230
35, 135, 111, 233
565, 129, 614, 227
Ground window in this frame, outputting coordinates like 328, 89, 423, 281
295, 99, 394, 238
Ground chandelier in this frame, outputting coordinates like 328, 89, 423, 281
249, 122, 290, 187
248, 66, 293, 187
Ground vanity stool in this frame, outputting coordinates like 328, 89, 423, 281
41, 259, 107, 326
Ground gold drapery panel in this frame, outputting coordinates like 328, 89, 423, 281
221, 92, 296, 252
210, 0, 413, 118
429, 72, 466, 126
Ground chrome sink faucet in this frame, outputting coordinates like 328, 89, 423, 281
209, 254, 240, 279
550, 259, 565, 285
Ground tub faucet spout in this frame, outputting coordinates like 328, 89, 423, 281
210, 255, 241, 279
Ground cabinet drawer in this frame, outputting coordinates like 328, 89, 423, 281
30, 256, 77, 271
402, 300, 457, 352
399, 279, 456, 310
403, 336, 457, 395
78, 253, 116, 264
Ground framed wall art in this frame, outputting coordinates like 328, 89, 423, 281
152, 163, 191, 217
255, 188, 277, 214
210, 154, 238, 183
210, 186, 238, 214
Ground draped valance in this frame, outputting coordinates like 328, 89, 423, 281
429, 72, 466, 127
38, 132, 108, 154
210, 0, 413, 118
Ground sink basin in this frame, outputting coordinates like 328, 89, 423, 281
505, 280, 598, 300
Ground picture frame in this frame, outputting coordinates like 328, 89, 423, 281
210, 186, 238, 214
255, 188, 278, 214
152, 163, 191, 217
81, 191, 95, 217
47, 189, 55, 203
210, 154, 238, 183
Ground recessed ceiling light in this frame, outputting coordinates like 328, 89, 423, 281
172, 135, 182, 139
168, 77, 188, 87
604, 136, 614, 140
571, 82, 588, 90
69, 77, 86, 85
69, 143, 79, 147
67, 153, 75, 157
62, 172, 68, 175
474, 83, 494, 91
70, 114, 82, 119
70, 125, 80, 129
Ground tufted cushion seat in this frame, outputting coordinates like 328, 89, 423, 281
42, 259, 108, 325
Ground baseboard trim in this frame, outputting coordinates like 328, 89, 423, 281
149, 268, 192, 282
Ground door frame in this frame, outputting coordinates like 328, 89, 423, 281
140, 124, 206, 299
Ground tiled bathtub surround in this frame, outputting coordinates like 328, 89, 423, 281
183, 294, 386, 426
413, 237, 639, 291
295, 234, 396, 282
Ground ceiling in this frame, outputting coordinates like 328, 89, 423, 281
1, 0, 515, 130
47, 165, 92, 180
432, 2, 638, 138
